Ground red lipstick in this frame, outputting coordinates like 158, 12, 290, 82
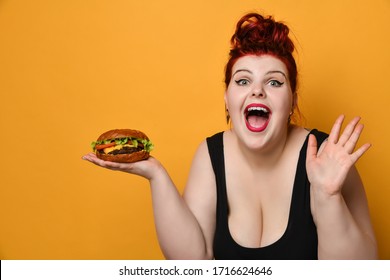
244, 103, 271, 132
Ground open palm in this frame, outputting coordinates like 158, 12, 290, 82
82, 153, 162, 180
306, 115, 371, 195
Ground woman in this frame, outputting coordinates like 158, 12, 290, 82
83, 13, 377, 259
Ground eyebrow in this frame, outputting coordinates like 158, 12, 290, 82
232, 69, 287, 78
266, 70, 287, 78
232, 69, 252, 76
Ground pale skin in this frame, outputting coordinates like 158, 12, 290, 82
83, 55, 377, 259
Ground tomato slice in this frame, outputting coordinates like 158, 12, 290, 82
95, 142, 116, 150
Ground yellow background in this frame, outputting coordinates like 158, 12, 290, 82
1, 0, 389, 259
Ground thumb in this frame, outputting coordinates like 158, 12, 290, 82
306, 134, 318, 162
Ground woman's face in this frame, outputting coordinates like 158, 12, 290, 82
225, 54, 293, 150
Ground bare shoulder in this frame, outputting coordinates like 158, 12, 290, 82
287, 125, 311, 150
183, 139, 216, 203
187, 139, 213, 176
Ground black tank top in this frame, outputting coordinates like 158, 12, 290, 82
206, 129, 328, 259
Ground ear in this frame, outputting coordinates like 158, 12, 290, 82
292, 91, 297, 110
224, 90, 228, 110
224, 90, 230, 124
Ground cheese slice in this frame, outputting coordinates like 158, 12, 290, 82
103, 144, 134, 154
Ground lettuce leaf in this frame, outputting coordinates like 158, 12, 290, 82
141, 139, 154, 152
91, 137, 154, 152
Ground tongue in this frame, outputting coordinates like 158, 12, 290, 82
247, 115, 268, 128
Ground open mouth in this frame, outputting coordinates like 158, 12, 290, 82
244, 104, 271, 132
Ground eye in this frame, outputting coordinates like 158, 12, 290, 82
269, 80, 284, 87
235, 79, 250, 86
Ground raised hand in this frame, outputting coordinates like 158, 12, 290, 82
306, 115, 371, 196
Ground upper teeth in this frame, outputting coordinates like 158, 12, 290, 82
248, 107, 268, 113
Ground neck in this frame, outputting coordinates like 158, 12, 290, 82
235, 125, 292, 170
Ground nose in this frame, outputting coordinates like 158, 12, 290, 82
252, 88, 265, 98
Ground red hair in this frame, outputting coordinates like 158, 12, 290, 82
224, 13, 300, 121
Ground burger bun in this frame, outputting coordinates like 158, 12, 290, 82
94, 129, 151, 163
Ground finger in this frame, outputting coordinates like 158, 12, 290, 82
82, 153, 123, 170
350, 143, 371, 164
82, 153, 96, 161
337, 116, 361, 146
306, 134, 318, 162
344, 123, 364, 153
328, 115, 345, 144
98, 160, 122, 170
83, 153, 102, 163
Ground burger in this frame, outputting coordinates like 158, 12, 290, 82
91, 129, 154, 163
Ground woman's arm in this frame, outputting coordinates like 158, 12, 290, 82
182, 140, 216, 259
148, 140, 216, 259
82, 140, 216, 259
306, 115, 377, 259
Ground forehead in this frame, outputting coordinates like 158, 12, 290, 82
233, 55, 288, 74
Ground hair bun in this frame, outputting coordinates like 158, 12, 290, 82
231, 13, 294, 55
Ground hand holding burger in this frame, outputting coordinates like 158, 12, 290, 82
91, 129, 154, 163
